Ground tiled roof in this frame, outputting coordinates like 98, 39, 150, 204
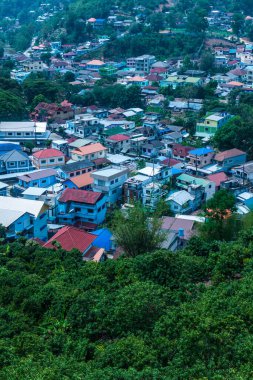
43, 225, 96, 252
33, 148, 65, 159
215, 148, 246, 162
68, 172, 94, 188
18, 168, 57, 182
107, 134, 129, 142
207, 172, 228, 186
59, 188, 104, 204
73, 143, 107, 156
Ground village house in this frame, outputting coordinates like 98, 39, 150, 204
0, 196, 48, 240
167, 190, 195, 214
176, 173, 216, 200
106, 134, 130, 154
0, 149, 31, 174
0, 122, 50, 142
71, 143, 107, 162
196, 112, 231, 137
91, 167, 129, 205
57, 188, 107, 226
32, 101, 74, 122
17, 169, 58, 189
32, 148, 66, 169
63, 172, 94, 190
186, 147, 215, 170
214, 148, 247, 171
57, 159, 95, 180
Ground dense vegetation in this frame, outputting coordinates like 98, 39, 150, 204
2, 225, 253, 379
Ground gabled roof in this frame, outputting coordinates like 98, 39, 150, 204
215, 148, 246, 162
43, 225, 96, 252
107, 134, 130, 142
59, 159, 94, 173
0, 196, 46, 218
59, 188, 104, 204
18, 168, 57, 182
0, 149, 29, 163
207, 172, 228, 186
167, 190, 194, 206
66, 172, 94, 188
33, 148, 65, 159
73, 143, 107, 156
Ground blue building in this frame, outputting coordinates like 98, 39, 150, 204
57, 188, 107, 226
0, 149, 31, 174
18, 169, 58, 189
0, 196, 48, 241
214, 148, 247, 172
91, 228, 114, 251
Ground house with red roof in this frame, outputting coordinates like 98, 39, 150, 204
31, 102, 74, 122
32, 148, 65, 169
172, 144, 194, 161
207, 172, 228, 190
106, 134, 130, 154
43, 225, 106, 262
57, 188, 107, 226
214, 148, 246, 172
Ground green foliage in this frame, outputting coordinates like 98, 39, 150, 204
111, 203, 165, 257
0, 89, 27, 120
2, 227, 253, 378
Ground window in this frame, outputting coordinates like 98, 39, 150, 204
110, 180, 114, 185
100, 152, 103, 155
9, 162, 15, 166
98, 180, 105, 186
25, 132, 30, 136
39, 213, 45, 219
112, 189, 117, 194
58, 157, 63, 162
40, 225, 46, 231
82, 170, 86, 174
115, 178, 118, 183
17, 132, 21, 136
7, 132, 13, 136
41, 160, 46, 164
88, 168, 91, 172
41, 180, 46, 184
20, 161, 26, 166
92, 154, 95, 158
70, 173, 74, 177
49, 159, 55, 163
75, 208, 81, 212
76, 171, 80, 176
88, 209, 93, 213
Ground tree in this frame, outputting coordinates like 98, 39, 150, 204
111, 203, 165, 257
63, 71, 75, 82
200, 51, 215, 72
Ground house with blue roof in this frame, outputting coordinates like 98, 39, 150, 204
187, 147, 215, 169
0, 150, 31, 174
91, 228, 114, 252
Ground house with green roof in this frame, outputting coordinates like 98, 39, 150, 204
176, 173, 216, 200
160, 75, 203, 89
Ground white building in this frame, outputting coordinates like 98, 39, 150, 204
91, 167, 129, 205
0, 122, 50, 142
0, 196, 48, 240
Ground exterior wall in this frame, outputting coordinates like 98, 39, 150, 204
34, 211, 48, 240
92, 171, 128, 204
106, 140, 130, 154
187, 152, 214, 168
203, 182, 216, 200
3, 159, 31, 174
168, 199, 193, 214
7, 213, 33, 239
57, 197, 107, 225
218, 154, 247, 171
33, 156, 65, 169
0, 130, 50, 141
71, 150, 106, 162
18, 175, 57, 189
